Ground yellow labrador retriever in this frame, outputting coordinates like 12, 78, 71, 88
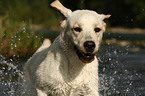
24, 0, 111, 95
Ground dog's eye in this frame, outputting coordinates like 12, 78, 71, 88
73, 27, 82, 32
94, 27, 101, 33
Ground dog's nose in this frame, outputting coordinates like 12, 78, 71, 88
84, 41, 96, 52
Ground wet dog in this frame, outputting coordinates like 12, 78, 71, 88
24, 0, 110, 95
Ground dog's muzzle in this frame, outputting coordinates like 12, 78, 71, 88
74, 41, 96, 63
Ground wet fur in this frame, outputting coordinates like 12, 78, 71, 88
24, 0, 110, 96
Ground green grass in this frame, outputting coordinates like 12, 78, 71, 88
0, 17, 42, 59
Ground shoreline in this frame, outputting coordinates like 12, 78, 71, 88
36, 28, 145, 47
1, 27, 145, 59
106, 27, 145, 34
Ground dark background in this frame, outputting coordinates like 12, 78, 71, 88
0, 0, 145, 28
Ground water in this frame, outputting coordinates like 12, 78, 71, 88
0, 56, 26, 96
0, 45, 145, 95
98, 45, 145, 95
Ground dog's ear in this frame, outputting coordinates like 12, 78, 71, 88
101, 14, 111, 32
59, 20, 66, 29
101, 14, 111, 20
102, 21, 107, 32
51, 0, 72, 18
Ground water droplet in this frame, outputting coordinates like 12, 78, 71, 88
116, 61, 118, 63
103, 68, 105, 71
22, 27, 26, 32
14, 44, 17, 47
10, 59, 13, 61
2, 67, 5, 69
114, 71, 117, 74
131, 19, 133, 22
126, 88, 129, 92
114, 50, 117, 54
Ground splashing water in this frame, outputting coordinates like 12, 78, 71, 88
0, 55, 27, 96
98, 45, 145, 95
0, 45, 145, 95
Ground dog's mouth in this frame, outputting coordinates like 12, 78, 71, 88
74, 46, 96, 63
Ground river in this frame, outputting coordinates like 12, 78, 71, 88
0, 45, 145, 95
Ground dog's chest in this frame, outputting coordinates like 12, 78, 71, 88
70, 69, 92, 85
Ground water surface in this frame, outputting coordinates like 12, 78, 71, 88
0, 45, 145, 95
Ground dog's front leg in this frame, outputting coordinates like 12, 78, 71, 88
36, 88, 47, 96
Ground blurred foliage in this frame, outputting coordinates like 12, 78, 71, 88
0, 0, 59, 29
0, 0, 145, 28
0, 16, 42, 59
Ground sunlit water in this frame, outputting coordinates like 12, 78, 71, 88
0, 45, 145, 96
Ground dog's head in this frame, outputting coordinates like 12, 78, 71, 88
51, 0, 111, 63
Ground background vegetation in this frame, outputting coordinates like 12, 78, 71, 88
1, 0, 145, 28
0, 0, 145, 59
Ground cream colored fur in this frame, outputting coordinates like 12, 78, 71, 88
24, 0, 110, 96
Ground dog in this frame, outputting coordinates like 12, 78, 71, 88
24, 0, 111, 96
